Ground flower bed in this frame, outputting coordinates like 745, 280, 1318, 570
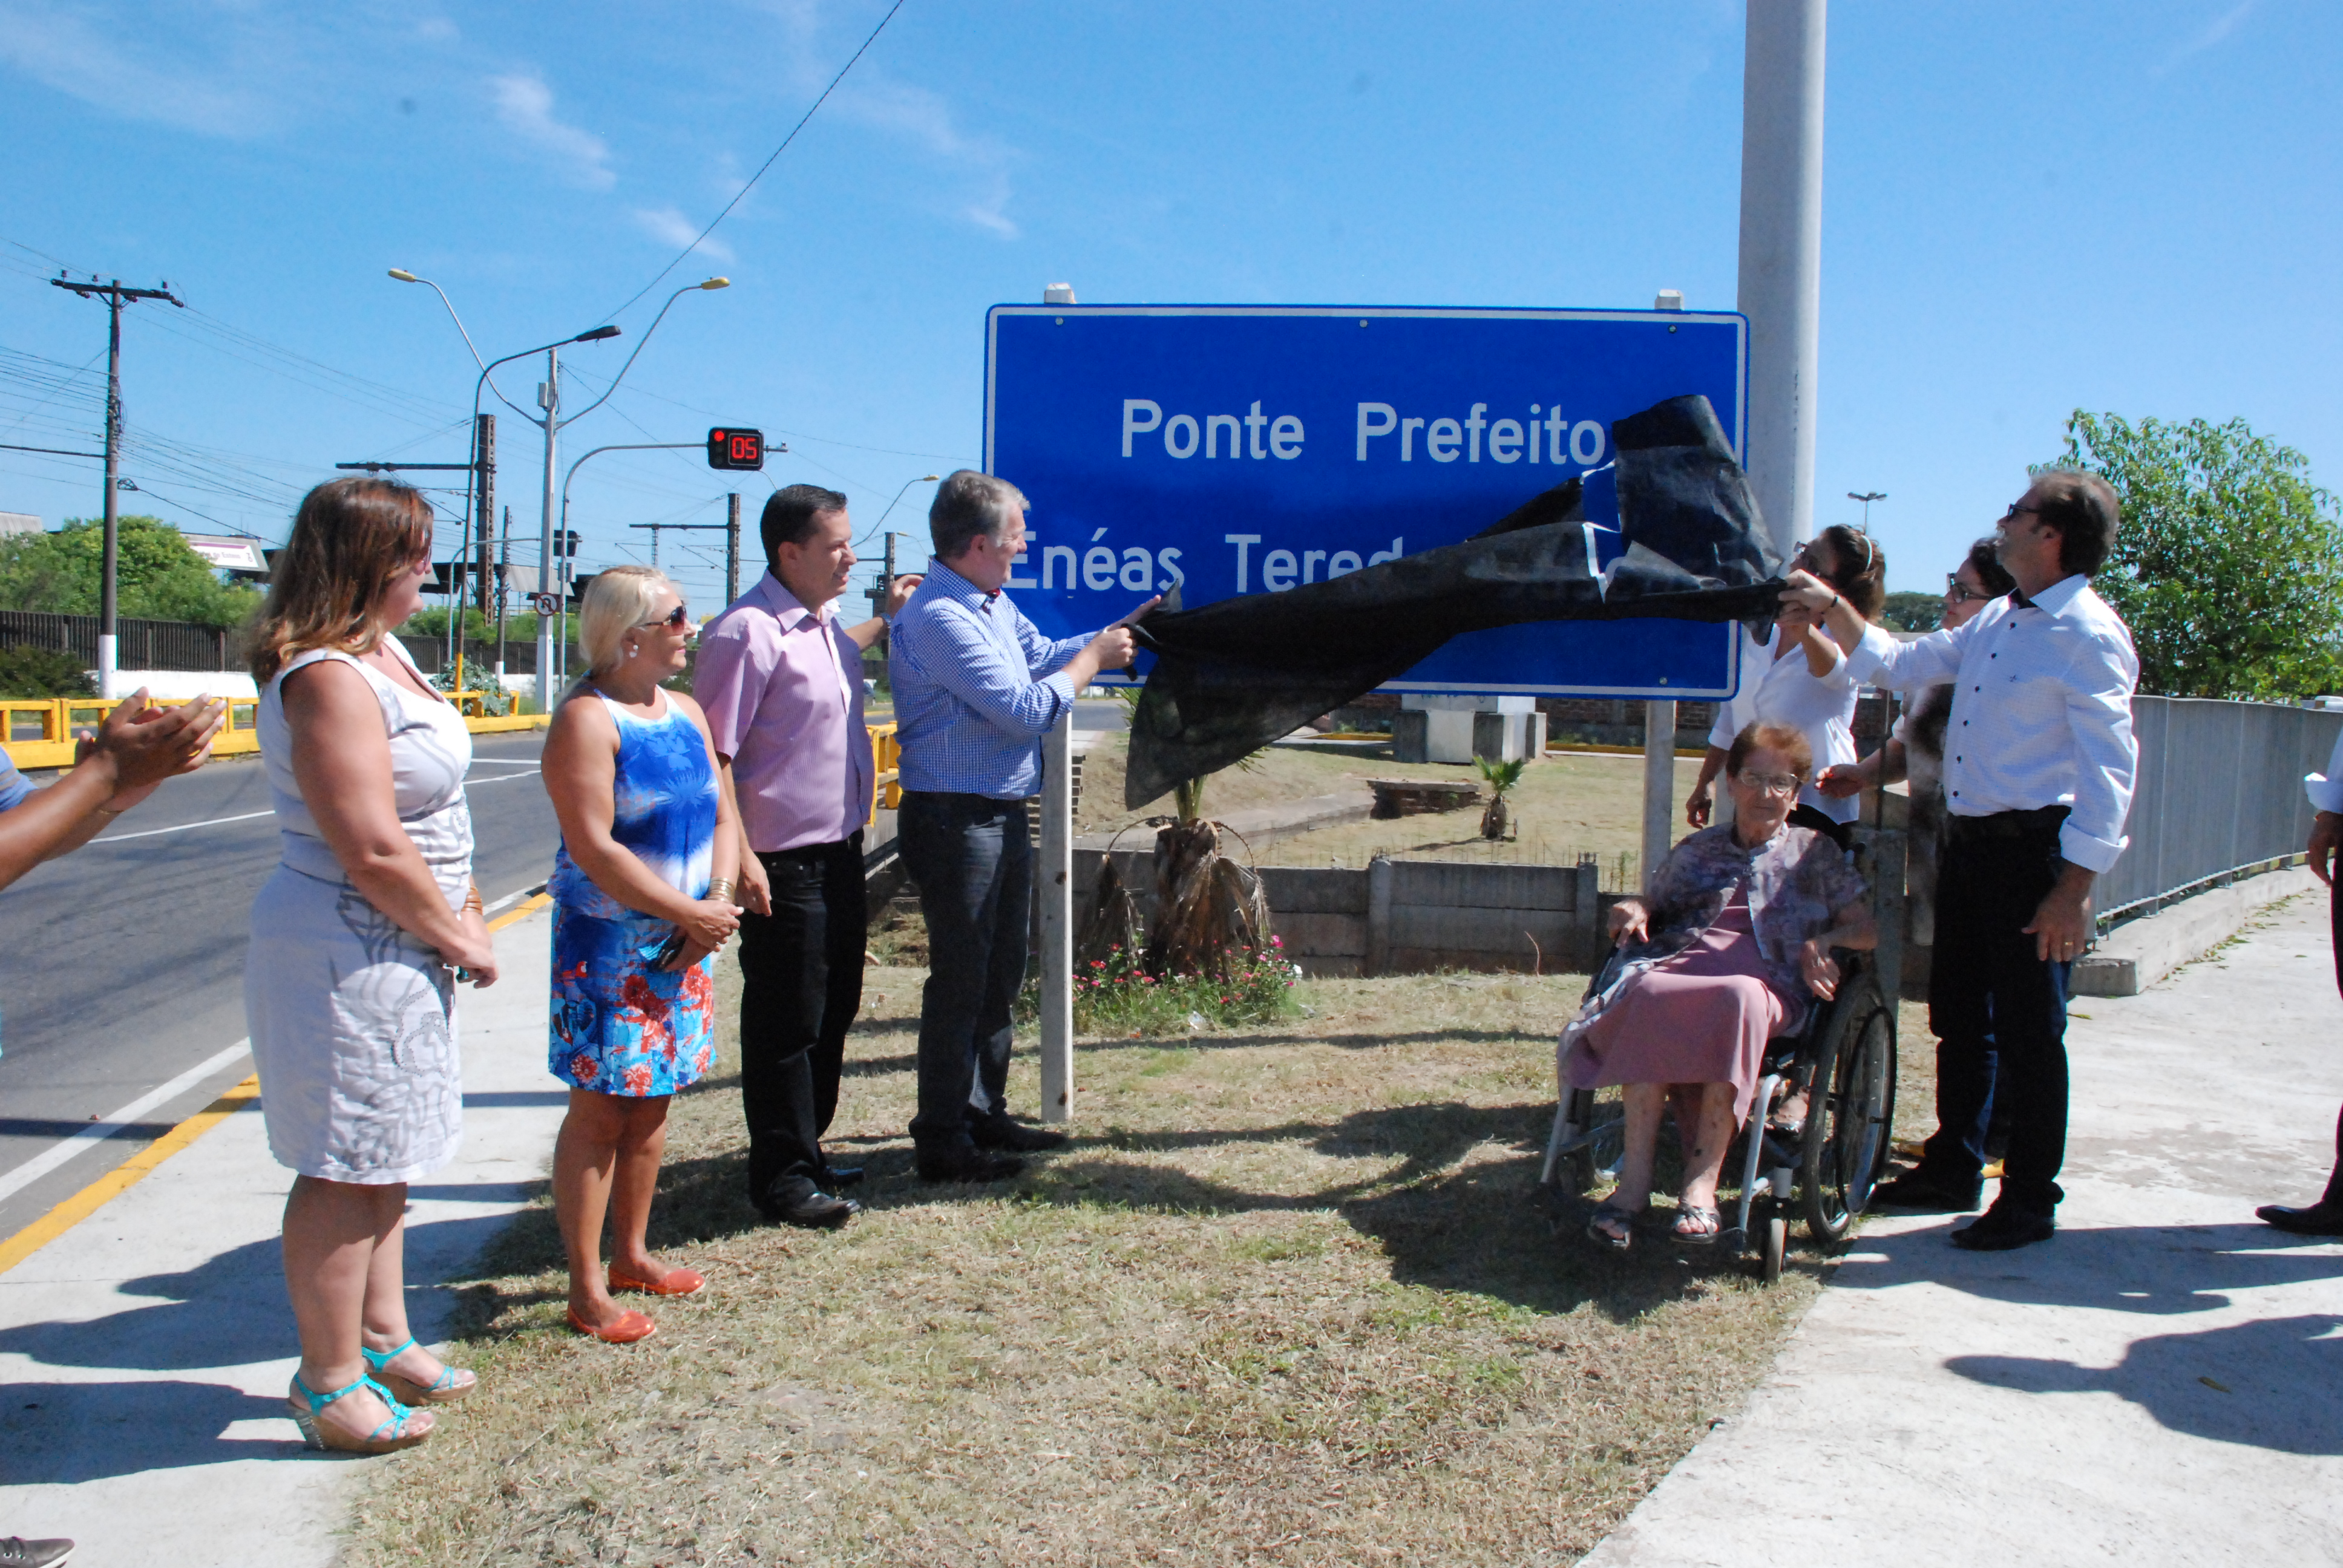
1020, 938, 1303, 1036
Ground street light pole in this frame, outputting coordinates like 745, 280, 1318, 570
538, 345, 562, 705
49, 276, 184, 698
1847, 489, 1886, 529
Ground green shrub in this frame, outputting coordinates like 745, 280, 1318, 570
0, 645, 96, 698
1019, 938, 1303, 1036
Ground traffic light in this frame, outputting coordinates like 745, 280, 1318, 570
556, 529, 581, 558
707, 427, 765, 471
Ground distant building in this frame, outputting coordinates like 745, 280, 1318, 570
0, 512, 39, 537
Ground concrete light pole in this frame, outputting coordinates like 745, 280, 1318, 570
1737, 0, 1827, 562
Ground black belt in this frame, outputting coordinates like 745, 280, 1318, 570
1947, 805, 2069, 841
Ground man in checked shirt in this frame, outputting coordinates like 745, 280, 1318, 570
889, 469, 1157, 1183
1783, 471, 2138, 1250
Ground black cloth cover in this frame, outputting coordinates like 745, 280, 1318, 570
1122, 393, 1785, 808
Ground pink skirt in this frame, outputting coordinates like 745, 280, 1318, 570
1560, 901, 1790, 1125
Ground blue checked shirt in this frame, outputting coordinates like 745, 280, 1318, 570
889, 558, 1096, 799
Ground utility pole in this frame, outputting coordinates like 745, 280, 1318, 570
537, 348, 561, 710
467, 413, 494, 693
49, 276, 184, 699
330, 456, 477, 679
1737, 0, 1827, 562
726, 493, 742, 604
496, 505, 513, 681
628, 520, 732, 581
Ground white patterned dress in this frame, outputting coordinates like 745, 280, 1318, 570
245, 641, 475, 1184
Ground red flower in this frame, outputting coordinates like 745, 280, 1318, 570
568, 1053, 598, 1085
622, 1062, 655, 1096
621, 973, 670, 1022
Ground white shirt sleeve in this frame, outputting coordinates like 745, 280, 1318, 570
1845, 618, 1968, 692
2307, 726, 2343, 814
2055, 633, 2140, 873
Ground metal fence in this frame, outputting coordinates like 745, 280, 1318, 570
2097, 696, 2342, 923
0, 610, 237, 670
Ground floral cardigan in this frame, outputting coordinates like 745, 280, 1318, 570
1573, 822, 1868, 1042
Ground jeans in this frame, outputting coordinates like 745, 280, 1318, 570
899, 791, 1032, 1152
736, 832, 865, 1207
1922, 812, 2073, 1214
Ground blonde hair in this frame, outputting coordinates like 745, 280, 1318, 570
574, 565, 678, 686
247, 477, 435, 682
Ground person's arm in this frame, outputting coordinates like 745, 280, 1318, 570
715, 755, 770, 915
2306, 728, 2343, 884
692, 619, 772, 913
540, 696, 740, 955
841, 573, 925, 651
902, 599, 1138, 737
1686, 746, 1728, 828
0, 692, 224, 887
283, 664, 494, 982
1791, 612, 1849, 681
1817, 741, 1899, 799
1799, 896, 1879, 1001
1017, 594, 1159, 687
1780, 570, 1968, 692
2027, 633, 2139, 961
1607, 897, 1650, 947
659, 691, 744, 970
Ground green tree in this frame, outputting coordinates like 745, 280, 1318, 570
1878, 591, 1944, 633
0, 515, 262, 628
2050, 412, 2343, 699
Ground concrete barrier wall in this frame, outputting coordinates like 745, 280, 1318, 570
1073, 849, 1603, 977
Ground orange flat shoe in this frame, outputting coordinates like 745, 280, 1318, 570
567, 1306, 657, 1344
608, 1264, 706, 1298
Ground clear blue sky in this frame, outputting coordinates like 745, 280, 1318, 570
1, 0, 2335, 616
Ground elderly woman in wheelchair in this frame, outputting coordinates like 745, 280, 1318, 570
1561, 722, 1875, 1250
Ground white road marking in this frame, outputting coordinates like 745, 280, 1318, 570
0, 1039, 254, 1204
94, 809, 275, 842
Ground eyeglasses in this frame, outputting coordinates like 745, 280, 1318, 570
635, 603, 692, 632
1738, 772, 1803, 797
1997, 502, 2040, 528
1944, 575, 1993, 604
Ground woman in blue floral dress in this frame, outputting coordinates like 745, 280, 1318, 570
542, 566, 742, 1342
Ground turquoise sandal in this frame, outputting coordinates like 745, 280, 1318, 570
287, 1371, 433, 1454
361, 1336, 476, 1405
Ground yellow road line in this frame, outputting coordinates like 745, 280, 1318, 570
0, 892, 555, 1277
0, 1074, 260, 1276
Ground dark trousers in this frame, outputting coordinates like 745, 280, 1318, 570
2323, 882, 2343, 1206
736, 832, 865, 1207
1921, 810, 2074, 1215
899, 791, 1032, 1152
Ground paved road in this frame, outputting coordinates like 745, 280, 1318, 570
0, 731, 558, 1243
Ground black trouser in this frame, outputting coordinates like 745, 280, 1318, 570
736, 832, 865, 1207
1921, 807, 2074, 1215
2322, 882, 2343, 1206
899, 791, 1032, 1152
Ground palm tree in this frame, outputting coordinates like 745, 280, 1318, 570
1476, 755, 1525, 840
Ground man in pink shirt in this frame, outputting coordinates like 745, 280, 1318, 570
695, 485, 909, 1228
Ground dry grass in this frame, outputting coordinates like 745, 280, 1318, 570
1076, 734, 1706, 887
347, 958, 1861, 1568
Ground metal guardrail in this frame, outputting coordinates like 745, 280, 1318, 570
868, 720, 900, 825
0, 694, 548, 769
2097, 696, 2343, 926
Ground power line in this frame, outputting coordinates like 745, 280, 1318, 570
600, 0, 908, 321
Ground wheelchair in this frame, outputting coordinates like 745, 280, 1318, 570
1541, 946, 1898, 1282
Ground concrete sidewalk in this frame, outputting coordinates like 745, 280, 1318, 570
0, 904, 560, 1567
1585, 891, 2343, 1566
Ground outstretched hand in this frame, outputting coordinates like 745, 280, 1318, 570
97, 691, 227, 789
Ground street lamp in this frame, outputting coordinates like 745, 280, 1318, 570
1847, 491, 1887, 529
396, 274, 729, 707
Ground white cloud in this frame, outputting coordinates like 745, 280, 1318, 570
488, 70, 615, 190
833, 74, 1020, 240
633, 206, 736, 265
2154, 0, 2257, 76
0, 1, 278, 135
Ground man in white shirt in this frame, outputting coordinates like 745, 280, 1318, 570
1783, 470, 2138, 1250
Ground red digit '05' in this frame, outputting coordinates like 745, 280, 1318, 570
732, 434, 758, 462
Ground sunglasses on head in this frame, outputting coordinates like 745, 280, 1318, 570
635, 603, 692, 631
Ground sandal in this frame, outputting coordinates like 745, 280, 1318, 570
1671, 1203, 1723, 1246
1586, 1201, 1641, 1252
609, 1264, 706, 1298
567, 1305, 657, 1344
361, 1336, 476, 1405
287, 1371, 433, 1454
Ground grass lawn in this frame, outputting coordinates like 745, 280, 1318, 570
342, 950, 1953, 1567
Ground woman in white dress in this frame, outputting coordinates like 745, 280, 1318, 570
1685, 524, 1887, 847
245, 477, 499, 1455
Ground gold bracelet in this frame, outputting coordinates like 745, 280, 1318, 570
706, 878, 735, 904
462, 885, 484, 914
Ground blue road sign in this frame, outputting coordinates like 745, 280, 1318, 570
983, 305, 1749, 698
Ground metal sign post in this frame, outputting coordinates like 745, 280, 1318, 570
986, 302, 1752, 1117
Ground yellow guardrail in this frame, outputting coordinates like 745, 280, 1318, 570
0, 693, 549, 770
867, 720, 901, 825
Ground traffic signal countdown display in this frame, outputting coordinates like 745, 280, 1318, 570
707, 427, 765, 471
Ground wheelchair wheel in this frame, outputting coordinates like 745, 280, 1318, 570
1561, 1086, 1628, 1196
1798, 993, 1898, 1247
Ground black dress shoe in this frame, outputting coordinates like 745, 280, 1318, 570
970, 1116, 1069, 1153
1869, 1171, 1984, 1214
916, 1148, 1026, 1183
1950, 1203, 2055, 1251
822, 1166, 866, 1189
761, 1190, 860, 1229
2256, 1201, 2343, 1236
